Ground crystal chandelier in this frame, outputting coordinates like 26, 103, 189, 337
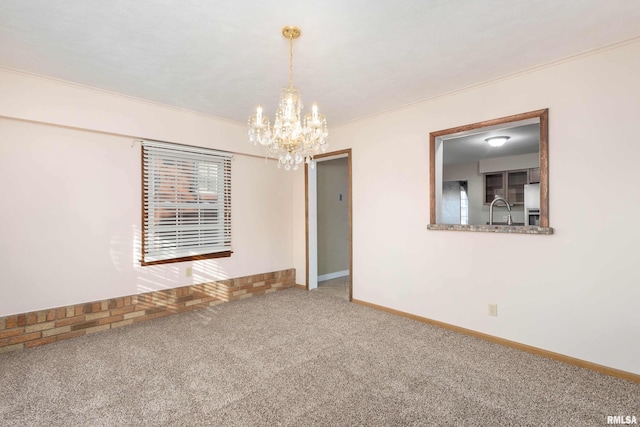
248, 26, 328, 170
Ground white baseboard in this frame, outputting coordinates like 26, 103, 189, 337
318, 270, 350, 282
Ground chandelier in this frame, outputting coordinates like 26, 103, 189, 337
248, 26, 328, 170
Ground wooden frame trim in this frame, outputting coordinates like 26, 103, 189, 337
141, 145, 147, 262
538, 109, 549, 227
429, 133, 436, 224
429, 108, 549, 227
305, 149, 353, 301
140, 251, 232, 266
353, 298, 640, 384
305, 163, 309, 290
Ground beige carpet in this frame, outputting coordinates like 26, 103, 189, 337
0, 288, 638, 426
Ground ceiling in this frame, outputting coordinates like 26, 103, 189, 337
1, 1, 640, 126
443, 123, 540, 166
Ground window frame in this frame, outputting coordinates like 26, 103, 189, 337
141, 140, 232, 266
429, 108, 549, 230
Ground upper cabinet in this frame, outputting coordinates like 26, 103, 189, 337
529, 167, 540, 184
506, 170, 528, 204
483, 168, 537, 205
483, 172, 505, 204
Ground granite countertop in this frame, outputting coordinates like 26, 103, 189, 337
427, 223, 554, 235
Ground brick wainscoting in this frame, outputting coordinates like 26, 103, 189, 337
0, 268, 295, 354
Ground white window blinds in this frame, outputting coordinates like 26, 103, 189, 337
142, 140, 232, 265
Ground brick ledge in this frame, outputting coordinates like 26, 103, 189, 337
0, 268, 295, 353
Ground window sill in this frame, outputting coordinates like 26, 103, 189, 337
427, 224, 553, 235
141, 251, 233, 266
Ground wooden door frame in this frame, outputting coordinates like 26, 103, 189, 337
305, 149, 353, 301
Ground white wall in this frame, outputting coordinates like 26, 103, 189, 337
441, 181, 463, 224
478, 152, 539, 174
443, 161, 483, 225
0, 70, 293, 316
293, 39, 640, 374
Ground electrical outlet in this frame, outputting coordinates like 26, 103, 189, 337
185, 267, 193, 278
488, 304, 498, 317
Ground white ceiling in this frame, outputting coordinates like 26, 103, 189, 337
443, 123, 540, 166
1, 1, 640, 126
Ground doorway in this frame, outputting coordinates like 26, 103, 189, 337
305, 149, 352, 301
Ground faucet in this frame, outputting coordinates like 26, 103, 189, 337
489, 196, 513, 225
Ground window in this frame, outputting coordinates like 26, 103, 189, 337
141, 140, 232, 265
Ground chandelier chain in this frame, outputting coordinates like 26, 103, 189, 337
289, 36, 294, 89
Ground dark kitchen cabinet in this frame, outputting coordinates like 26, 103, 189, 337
483, 169, 529, 205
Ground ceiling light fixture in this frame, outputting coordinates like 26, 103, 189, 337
248, 26, 328, 170
485, 136, 510, 147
